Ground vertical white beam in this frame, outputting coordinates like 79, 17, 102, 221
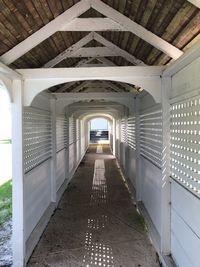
50, 99, 57, 202
12, 80, 25, 267
112, 119, 116, 156
78, 120, 82, 159
135, 97, 142, 201
65, 115, 70, 180
160, 77, 171, 255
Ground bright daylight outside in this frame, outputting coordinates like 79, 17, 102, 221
0, 85, 12, 266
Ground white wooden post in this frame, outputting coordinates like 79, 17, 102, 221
50, 99, 57, 202
12, 80, 25, 267
65, 115, 70, 180
160, 77, 171, 255
135, 97, 142, 201
112, 118, 116, 156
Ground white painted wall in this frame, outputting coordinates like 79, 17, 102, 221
24, 158, 52, 241
170, 57, 200, 267
140, 157, 162, 236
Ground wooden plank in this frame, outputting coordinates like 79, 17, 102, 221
91, 0, 183, 59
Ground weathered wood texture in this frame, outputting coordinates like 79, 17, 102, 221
0, 0, 199, 68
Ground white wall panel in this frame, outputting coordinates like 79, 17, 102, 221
127, 116, 136, 150
171, 208, 200, 267
56, 149, 66, 191
69, 143, 75, 173
140, 107, 162, 168
23, 107, 52, 173
56, 115, 68, 152
128, 148, 136, 188
141, 157, 162, 236
170, 57, 200, 267
120, 118, 127, 168
171, 57, 200, 100
24, 159, 51, 240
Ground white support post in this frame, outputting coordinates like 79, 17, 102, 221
112, 119, 116, 156
135, 97, 142, 201
65, 115, 70, 180
12, 80, 25, 267
50, 99, 57, 202
160, 77, 171, 255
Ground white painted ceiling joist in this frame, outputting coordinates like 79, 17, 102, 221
61, 18, 125, 31
93, 33, 146, 66
187, 0, 200, 8
96, 58, 116, 66
76, 58, 96, 67
43, 32, 93, 68
69, 47, 117, 58
17, 66, 164, 79
77, 63, 109, 67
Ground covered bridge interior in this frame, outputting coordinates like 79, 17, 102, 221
0, 0, 200, 266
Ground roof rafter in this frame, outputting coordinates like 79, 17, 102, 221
44, 33, 145, 67
0, 0, 183, 65
0, 0, 90, 65
44, 32, 93, 68
91, 0, 183, 59
187, 0, 200, 8
93, 33, 146, 66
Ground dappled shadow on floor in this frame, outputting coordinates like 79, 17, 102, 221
28, 146, 159, 267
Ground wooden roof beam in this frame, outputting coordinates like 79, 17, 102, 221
0, 0, 91, 65
44, 33, 145, 67
69, 47, 117, 58
187, 0, 200, 8
75, 58, 95, 67
91, 0, 183, 59
61, 18, 125, 31
96, 58, 116, 66
93, 33, 146, 65
44, 32, 93, 68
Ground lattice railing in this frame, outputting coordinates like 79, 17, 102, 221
23, 107, 52, 173
140, 108, 163, 168
171, 97, 200, 197
127, 116, 136, 150
56, 115, 68, 152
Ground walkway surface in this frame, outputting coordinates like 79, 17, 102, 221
28, 146, 160, 267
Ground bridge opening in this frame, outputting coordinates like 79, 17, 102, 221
90, 118, 109, 144
0, 1, 199, 266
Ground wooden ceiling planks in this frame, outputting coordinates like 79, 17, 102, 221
0, 0, 199, 69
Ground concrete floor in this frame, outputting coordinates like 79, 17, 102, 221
28, 146, 160, 267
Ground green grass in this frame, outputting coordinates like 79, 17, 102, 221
0, 139, 12, 144
0, 180, 12, 225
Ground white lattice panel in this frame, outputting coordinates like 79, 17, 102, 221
140, 109, 162, 168
56, 115, 68, 152
23, 107, 52, 173
69, 117, 76, 145
121, 118, 127, 143
171, 97, 200, 197
127, 116, 136, 150
76, 119, 80, 141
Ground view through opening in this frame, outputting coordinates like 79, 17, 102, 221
0, 85, 12, 266
90, 119, 109, 144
